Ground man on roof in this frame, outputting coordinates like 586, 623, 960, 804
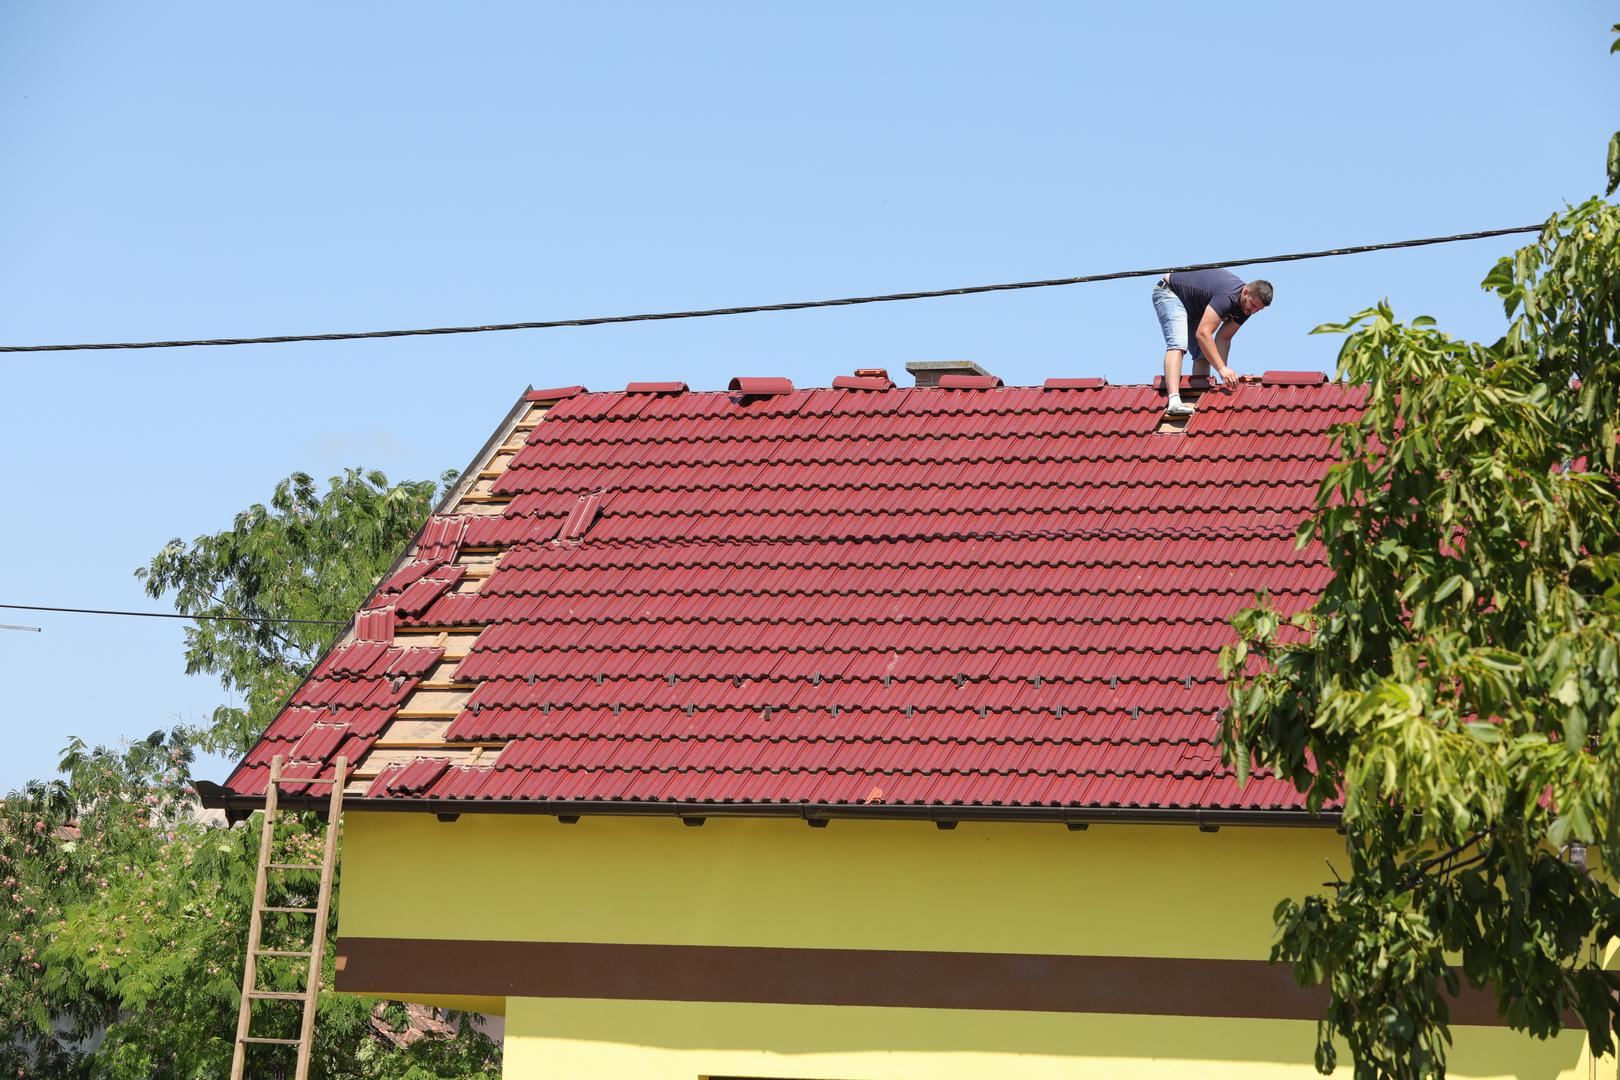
1152, 269, 1273, 415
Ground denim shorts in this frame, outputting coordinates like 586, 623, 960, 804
1152, 284, 1189, 353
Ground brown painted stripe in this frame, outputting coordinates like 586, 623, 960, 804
334, 937, 1510, 1026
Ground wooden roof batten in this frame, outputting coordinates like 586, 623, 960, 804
225, 386, 564, 798
333, 388, 573, 791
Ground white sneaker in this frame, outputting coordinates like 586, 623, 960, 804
1164, 400, 1195, 416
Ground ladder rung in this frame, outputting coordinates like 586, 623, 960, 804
261, 906, 319, 914
266, 863, 322, 871
248, 990, 308, 1001
254, 949, 312, 958
241, 1036, 303, 1045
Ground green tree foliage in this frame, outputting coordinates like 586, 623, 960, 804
1609, 25, 1620, 197
138, 468, 453, 757
4, 469, 497, 1078
1222, 184, 1620, 1073
1, 731, 190, 1077
2, 732, 499, 1078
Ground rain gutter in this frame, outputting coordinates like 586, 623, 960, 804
195, 780, 1339, 829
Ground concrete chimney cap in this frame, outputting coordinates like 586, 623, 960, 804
905, 360, 992, 388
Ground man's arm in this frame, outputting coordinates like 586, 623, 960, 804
1215, 321, 1240, 371
1193, 307, 1237, 381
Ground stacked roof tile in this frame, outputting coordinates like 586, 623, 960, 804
223, 375, 1363, 815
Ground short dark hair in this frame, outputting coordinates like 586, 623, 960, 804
1248, 279, 1274, 307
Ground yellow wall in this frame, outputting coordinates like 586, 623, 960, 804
338, 812, 1604, 1079
503, 998, 1596, 1080
341, 813, 1335, 959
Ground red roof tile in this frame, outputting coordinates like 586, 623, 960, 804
369, 757, 452, 797
415, 516, 468, 563
225, 380, 1363, 816
831, 374, 894, 391
727, 376, 793, 396
938, 373, 1004, 389
526, 385, 587, 402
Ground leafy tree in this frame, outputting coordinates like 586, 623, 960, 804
4, 469, 498, 1078
2, 732, 499, 1079
1609, 26, 1620, 197
1222, 64, 1620, 1080
138, 468, 454, 757
1, 731, 191, 1078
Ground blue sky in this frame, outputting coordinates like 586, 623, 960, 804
1, 2, 1614, 792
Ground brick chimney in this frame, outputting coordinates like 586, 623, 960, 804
905, 360, 992, 388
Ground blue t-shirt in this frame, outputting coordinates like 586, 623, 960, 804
1167, 269, 1247, 360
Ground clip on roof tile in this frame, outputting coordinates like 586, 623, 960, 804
1043, 377, 1109, 390
1260, 370, 1328, 387
937, 373, 1003, 389
728, 377, 794, 397
625, 381, 688, 394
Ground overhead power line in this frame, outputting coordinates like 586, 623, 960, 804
0, 603, 344, 626
0, 224, 1544, 353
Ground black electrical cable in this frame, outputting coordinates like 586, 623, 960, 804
0, 603, 344, 626
0, 224, 1545, 353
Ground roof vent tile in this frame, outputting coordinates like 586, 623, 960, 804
728, 377, 794, 397
1260, 370, 1328, 387
625, 381, 688, 394
937, 373, 1004, 390
1043, 377, 1109, 390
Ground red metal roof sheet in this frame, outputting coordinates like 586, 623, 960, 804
225, 380, 1364, 815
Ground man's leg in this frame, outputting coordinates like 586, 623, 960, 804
1152, 284, 1192, 412
1163, 348, 1186, 400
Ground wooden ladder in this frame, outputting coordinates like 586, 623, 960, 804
230, 754, 348, 1080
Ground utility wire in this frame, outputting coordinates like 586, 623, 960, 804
0, 603, 344, 626
0, 224, 1544, 353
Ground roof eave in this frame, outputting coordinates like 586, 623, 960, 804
194, 780, 1339, 829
